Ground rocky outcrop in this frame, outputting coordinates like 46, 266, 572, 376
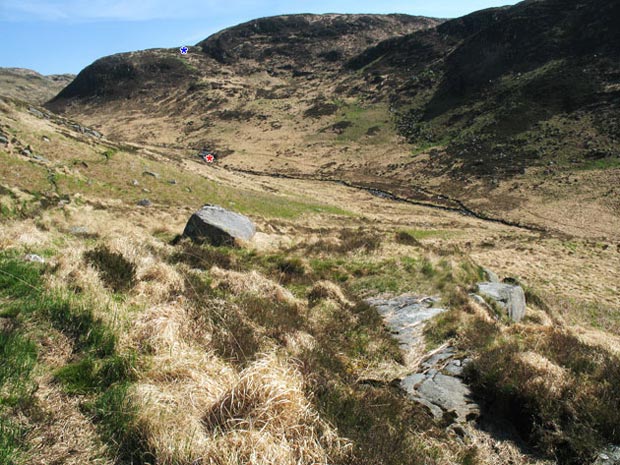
366, 295, 444, 364
477, 282, 526, 322
199, 14, 440, 67
183, 205, 256, 246
401, 346, 478, 423
366, 295, 480, 424
595, 446, 620, 465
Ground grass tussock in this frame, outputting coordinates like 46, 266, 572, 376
301, 228, 383, 255
84, 245, 137, 292
463, 323, 620, 464
209, 266, 301, 306
202, 353, 348, 464
395, 230, 423, 247
307, 280, 353, 308
169, 240, 241, 270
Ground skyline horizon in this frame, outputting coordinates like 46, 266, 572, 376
1, 0, 519, 75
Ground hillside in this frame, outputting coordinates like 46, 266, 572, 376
45, 2, 620, 238
350, 0, 620, 208
4, 91, 620, 465
0, 68, 74, 104
2, 3, 618, 463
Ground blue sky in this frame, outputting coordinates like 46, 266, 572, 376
0, 0, 519, 75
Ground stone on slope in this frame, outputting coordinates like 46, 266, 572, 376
595, 446, 620, 465
23, 254, 45, 264
417, 373, 478, 423
477, 282, 526, 322
365, 295, 444, 364
69, 226, 90, 235
183, 204, 256, 246
366, 294, 480, 425
482, 267, 500, 283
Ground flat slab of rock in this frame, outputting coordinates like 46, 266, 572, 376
416, 372, 478, 422
400, 346, 479, 424
367, 294, 480, 424
183, 205, 256, 246
477, 282, 526, 322
366, 295, 444, 364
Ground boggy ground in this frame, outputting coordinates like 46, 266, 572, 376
1, 97, 619, 464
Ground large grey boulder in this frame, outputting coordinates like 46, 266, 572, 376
183, 205, 256, 246
477, 282, 526, 322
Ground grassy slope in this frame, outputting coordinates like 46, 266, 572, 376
2, 97, 620, 464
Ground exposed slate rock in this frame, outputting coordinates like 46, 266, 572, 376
477, 282, 526, 322
366, 294, 480, 424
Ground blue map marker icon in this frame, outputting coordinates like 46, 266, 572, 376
180, 46, 189, 54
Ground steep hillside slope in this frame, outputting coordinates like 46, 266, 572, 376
198, 14, 439, 69
48, 14, 438, 106
355, 0, 620, 178
45, 1, 620, 238
0, 68, 74, 104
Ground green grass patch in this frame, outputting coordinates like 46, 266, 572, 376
0, 416, 28, 465
576, 158, 620, 171
399, 229, 454, 240
0, 255, 42, 299
424, 309, 461, 350
54, 353, 136, 395
0, 251, 140, 463
0, 254, 42, 463
333, 102, 392, 144
87, 383, 152, 464
101, 148, 117, 162
0, 332, 37, 408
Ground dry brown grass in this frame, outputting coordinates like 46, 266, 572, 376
307, 280, 353, 308
515, 351, 570, 399
130, 350, 349, 465
26, 381, 112, 465
2, 97, 618, 465
209, 266, 302, 306
203, 353, 349, 464
114, 238, 350, 464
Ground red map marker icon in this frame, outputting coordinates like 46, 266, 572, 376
205, 154, 215, 163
